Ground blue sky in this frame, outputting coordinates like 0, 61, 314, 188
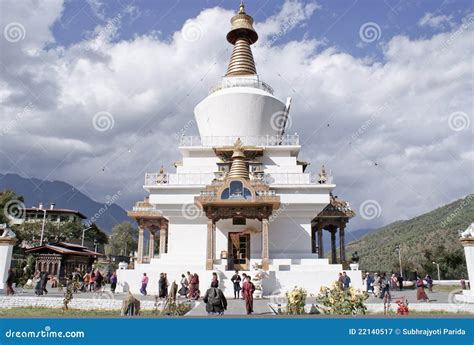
1, 0, 472, 231
52, 0, 471, 59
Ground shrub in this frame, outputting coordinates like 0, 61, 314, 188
316, 282, 368, 315
286, 287, 307, 315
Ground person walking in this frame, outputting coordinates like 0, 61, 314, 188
365, 273, 374, 294
397, 274, 404, 291
95, 270, 103, 292
242, 275, 255, 315
89, 272, 96, 292
179, 274, 188, 297
337, 272, 345, 290
231, 270, 242, 299
158, 273, 168, 299
211, 272, 219, 288
380, 273, 390, 300
110, 272, 117, 293
425, 274, 433, 292
5, 269, 14, 295
83, 271, 91, 292
140, 273, 149, 296
373, 273, 381, 298
416, 276, 429, 302
343, 272, 351, 290
203, 283, 227, 316
390, 274, 398, 290
40, 271, 48, 295
33, 271, 42, 296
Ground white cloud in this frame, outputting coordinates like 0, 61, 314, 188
418, 12, 454, 29
0, 1, 472, 231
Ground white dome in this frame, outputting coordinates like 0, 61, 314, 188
194, 83, 287, 140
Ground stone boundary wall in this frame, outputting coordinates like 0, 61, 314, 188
0, 296, 157, 311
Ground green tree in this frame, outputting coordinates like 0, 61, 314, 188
0, 189, 24, 225
109, 222, 137, 256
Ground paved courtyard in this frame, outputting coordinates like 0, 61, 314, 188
4, 283, 456, 303
2, 283, 471, 316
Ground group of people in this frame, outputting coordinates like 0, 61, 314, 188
364, 272, 433, 302
139, 271, 186, 299
337, 272, 352, 290
203, 270, 256, 315
364, 272, 395, 299
82, 270, 107, 293
138, 270, 256, 315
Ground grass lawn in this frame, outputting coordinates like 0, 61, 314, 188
1, 307, 471, 317
432, 285, 462, 293
0, 307, 161, 318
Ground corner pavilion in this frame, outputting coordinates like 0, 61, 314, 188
117, 3, 362, 296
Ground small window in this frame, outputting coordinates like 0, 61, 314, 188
221, 180, 252, 200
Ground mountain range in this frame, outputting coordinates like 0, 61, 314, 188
346, 193, 473, 273
0, 173, 129, 233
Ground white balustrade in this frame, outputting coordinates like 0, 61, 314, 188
145, 172, 324, 186
179, 134, 299, 147
210, 76, 274, 94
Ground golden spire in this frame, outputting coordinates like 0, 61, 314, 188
227, 138, 249, 179
225, 1, 258, 77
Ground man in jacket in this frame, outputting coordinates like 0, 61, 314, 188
203, 286, 227, 315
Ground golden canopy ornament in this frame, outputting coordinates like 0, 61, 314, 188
225, 1, 258, 76
227, 138, 249, 180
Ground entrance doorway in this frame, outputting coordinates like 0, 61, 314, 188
228, 232, 250, 271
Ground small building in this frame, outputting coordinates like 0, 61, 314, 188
25, 242, 103, 278
22, 203, 87, 224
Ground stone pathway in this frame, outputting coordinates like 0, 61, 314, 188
2, 285, 472, 315
187, 297, 273, 316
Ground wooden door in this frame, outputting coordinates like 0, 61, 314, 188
228, 232, 250, 271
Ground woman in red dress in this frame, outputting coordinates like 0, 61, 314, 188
242, 276, 255, 315
416, 276, 429, 302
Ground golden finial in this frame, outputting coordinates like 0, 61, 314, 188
318, 165, 327, 184
159, 165, 165, 174
225, 1, 258, 76
239, 0, 245, 14
234, 137, 243, 149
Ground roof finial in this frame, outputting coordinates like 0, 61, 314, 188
225, 1, 259, 76
239, 0, 245, 14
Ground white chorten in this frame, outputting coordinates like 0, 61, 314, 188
117, 2, 361, 296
